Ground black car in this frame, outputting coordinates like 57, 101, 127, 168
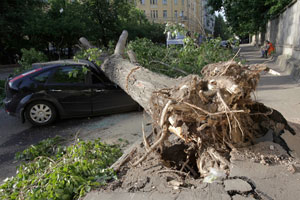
3, 60, 139, 126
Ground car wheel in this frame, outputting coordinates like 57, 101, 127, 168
25, 101, 57, 126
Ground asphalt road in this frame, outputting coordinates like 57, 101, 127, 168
0, 108, 145, 182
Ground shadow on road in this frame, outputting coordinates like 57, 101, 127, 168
0, 115, 104, 181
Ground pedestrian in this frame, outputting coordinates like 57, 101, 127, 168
261, 41, 268, 58
267, 40, 275, 57
261, 40, 275, 58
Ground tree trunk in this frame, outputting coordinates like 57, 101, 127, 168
95, 31, 177, 114
79, 31, 295, 177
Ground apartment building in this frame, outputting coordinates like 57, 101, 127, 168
134, 0, 215, 35
202, 0, 215, 35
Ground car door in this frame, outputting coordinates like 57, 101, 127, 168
89, 70, 137, 114
45, 65, 92, 116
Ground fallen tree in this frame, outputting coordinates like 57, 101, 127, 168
79, 31, 295, 178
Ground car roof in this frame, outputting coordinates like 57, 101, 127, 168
32, 59, 102, 74
32, 59, 91, 68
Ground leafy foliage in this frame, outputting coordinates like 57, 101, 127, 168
265, 0, 293, 18
0, 0, 46, 63
207, 0, 293, 36
127, 38, 236, 77
164, 23, 187, 38
15, 136, 64, 161
14, 48, 48, 75
74, 48, 103, 67
214, 14, 232, 40
0, 138, 122, 200
1, 0, 165, 64
70, 48, 103, 78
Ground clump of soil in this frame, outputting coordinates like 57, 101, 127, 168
103, 144, 207, 193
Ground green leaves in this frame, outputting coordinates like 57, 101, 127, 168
1, 0, 165, 64
207, 0, 293, 36
127, 38, 236, 78
1, 138, 122, 200
214, 14, 233, 40
164, 23, 187, 37
14, 48, 48, 75
15, 136, 63, 161
74, 48, 103, 67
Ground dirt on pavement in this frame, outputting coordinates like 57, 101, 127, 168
84, 138, 300, 200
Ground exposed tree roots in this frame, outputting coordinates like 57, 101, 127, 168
132, 61, 295, 178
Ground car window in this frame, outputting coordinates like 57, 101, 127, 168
50, 66, 85, 84
32, 70, 52, 83
91, 72, 103, 84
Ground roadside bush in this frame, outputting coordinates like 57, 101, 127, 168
127, 37, 236, 78
14, 48, 48, 75
0, 137, 122, 200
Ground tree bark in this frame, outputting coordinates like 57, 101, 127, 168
99, 31, 177, 115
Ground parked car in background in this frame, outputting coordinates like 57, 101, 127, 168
166, 31, 185, 47
3, 60, 139, 126
220, 40, 232, 49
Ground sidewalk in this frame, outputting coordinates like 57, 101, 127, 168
84, 44, 300, 200
240, 44, 300, 123
240, 44, 300, 157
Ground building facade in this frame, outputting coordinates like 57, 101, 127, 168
134, 0, 214, 35
202, 0, 215, 35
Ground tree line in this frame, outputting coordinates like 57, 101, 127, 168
0, 0, 165, 64
207, 0, 293, 37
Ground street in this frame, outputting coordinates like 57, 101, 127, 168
0, 109, 147, 182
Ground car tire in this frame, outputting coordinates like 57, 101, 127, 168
25, 101, 57, 126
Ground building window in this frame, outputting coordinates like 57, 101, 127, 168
174, 0, 178, 5
151, 10, 158, 18
150, 0, 158, 5
182, 0, 184, 5
140, 0, 145, 4
163, 10, 167, 18
174, 10, 178, 18
180, 10, 184, 17
163, 0, 167, 5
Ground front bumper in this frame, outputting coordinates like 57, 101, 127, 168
3, 97, 17, 117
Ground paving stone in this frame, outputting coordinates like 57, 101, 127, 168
224, 179, 252, 193
232, 194, 255, 200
